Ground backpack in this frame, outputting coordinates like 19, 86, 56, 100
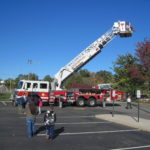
45, 111, 56, 125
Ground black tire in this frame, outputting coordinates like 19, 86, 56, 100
87, 97, 96, 107
76, 97, 85, 107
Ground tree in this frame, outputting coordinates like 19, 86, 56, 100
95, 70, 113, 83
5, 78, 16, 90
14, 73, 39, 88
113, 53, 142, 95
64, 74, 84, 89
28, 73, 38, 80
135, 39, 150, 81
43, 75, 53, 82
79, 69, 90, 77
128, 39, 150, 97
15, 73, 38, 81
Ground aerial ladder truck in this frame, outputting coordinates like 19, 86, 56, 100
15, 21, 133, 106
51, 21, 133, 91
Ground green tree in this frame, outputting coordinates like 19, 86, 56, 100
79, 69, 90, 77
64, 74, 83, 89
28, 73, 38, 80
43, 75, 53, 82
95, 70, 113, 83
15, 73, 38, 81
113, 53, 142, 95
14, 73, 39, 88
5, 78, 16, 90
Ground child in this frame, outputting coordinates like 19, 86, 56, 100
44, 106, 56, 140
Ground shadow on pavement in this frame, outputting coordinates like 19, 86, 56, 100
35, 125, 46, 134
35, 126, 65, 140
102, 103, 121, 107
53, 127, 65, 139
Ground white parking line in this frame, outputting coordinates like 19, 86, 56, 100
37, 129, 139, 136
35, 121, 110, 126
59, 115, 95, 118
20, 115, 95, 119
111, 145, 150, 150
1, 102, 7, 106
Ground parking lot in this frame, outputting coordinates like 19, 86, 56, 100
0, 102, 150, 150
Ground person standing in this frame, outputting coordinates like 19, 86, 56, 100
38, 97, 43, 115
22, 93, 27, 113
17, 96, 25, 114
25, 93, 38, 138
44, 106, 56, 140
126, 95, 132, 109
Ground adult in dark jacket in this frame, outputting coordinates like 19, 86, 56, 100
25, 93, 38, 138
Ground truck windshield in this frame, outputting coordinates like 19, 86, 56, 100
17, 81, 23, 89
67, 92, 74, 97
100, 84, 111, 89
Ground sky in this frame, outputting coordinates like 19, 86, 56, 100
0, 0, 150, 80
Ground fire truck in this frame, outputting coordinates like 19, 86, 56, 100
16, 80, 50, 102
98, 83, 125, 101
15, 21, 133, 106
49, 88, 109, 106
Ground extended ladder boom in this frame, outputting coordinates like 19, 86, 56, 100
51, 21, 133, 90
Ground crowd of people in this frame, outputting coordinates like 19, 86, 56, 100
16, 93, 56, 140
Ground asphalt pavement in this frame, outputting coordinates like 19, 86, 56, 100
0, 101, 150, 150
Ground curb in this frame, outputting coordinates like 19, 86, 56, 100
95, 114, 150, 132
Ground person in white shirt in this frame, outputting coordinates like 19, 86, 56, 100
126, 96, 132, 109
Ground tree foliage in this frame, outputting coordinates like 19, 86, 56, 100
64, 74, 84, 89
95, 70, 113, 83
5, 78, 16, 89
16, 73, 39, 81
64, 70, 112, 89
113, 53, 143, 95
43, 75, 53, 82
128, 39, 150, 97
135, 39, 150, 81
79, 69, 90, 77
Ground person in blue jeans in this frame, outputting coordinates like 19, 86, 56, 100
44, 106, 56, 140
25, 93, 38, 138
26, 118, 36, 138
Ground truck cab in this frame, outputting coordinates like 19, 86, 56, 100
15, 80, 50, 102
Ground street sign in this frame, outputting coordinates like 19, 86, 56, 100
112, 90, 116, 97
136, 90, 141, 98
136, 90, 141, 122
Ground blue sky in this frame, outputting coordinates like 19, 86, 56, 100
0, 0, 150, 80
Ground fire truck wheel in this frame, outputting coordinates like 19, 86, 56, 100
76, 97, 85, 107
88, 98, 96, 107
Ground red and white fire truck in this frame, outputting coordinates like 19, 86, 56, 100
15, 21, 133, 106
50, 88, 109, 106
16, 80, 50, 102
98, 83, 125, 101
15, 79, 123, 106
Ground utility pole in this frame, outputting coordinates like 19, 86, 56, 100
27, 59, 32, 80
